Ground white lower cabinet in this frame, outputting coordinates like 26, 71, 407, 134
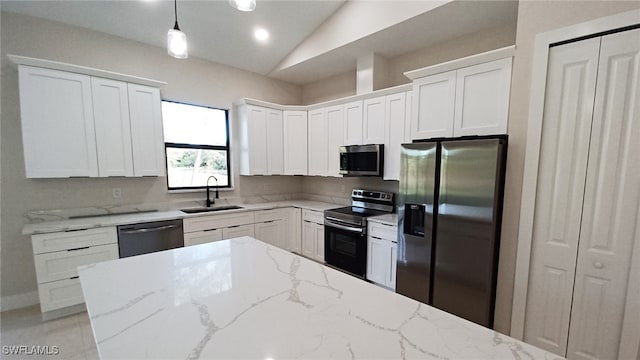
254, 208, 290, 249
301, 209, 324, 262
288, 208, 302, 254
366, 221, 398, 290
31, 227, 118, 317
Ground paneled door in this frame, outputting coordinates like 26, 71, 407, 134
525, 28, 640, 360
566, 28, 640, 360
523, 37, 600, 355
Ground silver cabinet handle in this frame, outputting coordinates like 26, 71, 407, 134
594, 262, 604, 269
119, 224, 178, 235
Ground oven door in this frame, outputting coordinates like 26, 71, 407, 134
324, 220, 367, 277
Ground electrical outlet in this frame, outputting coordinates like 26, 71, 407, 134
112, 188, 122, 199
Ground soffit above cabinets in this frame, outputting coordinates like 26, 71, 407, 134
1, 0, 517, 85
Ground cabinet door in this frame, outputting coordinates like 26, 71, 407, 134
283, 110, 308, 175
246, 106, 268, 175
255, 220, 284, 248
314, 223, 325, 262
307, 108, 328, 176
524, 37, 600, 355
302, 220, 316, 259
363, 96, 386, 145
184, 229, 223, 246
384, 92, 406, 181
453, 58, 512, 136
326, 105, 344, 177
128, 84, 165, 176
344, 100, 363, 145
289, 208, 302, 254
18, 66, 98, 178
411, 70, 455, 140
266, 108, 284, 175
222, 224, 255, 240
367, 236, 390, 285
404, 91, 412, 143
389, 242, 398, 289
91, 78, 134, 177
566, 29, 640, 360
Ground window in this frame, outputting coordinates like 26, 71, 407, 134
162, 100, 231, 190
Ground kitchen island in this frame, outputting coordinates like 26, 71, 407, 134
79, 237, 561, 359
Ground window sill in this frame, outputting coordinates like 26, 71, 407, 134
167, 187, 235, 194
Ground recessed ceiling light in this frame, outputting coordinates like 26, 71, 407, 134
254, 28, 269, 43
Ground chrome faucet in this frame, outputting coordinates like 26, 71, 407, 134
206, 175, 219, 207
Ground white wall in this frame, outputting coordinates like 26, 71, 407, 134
0, 11, 303, 308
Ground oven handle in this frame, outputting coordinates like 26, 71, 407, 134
324, 220, 364, 234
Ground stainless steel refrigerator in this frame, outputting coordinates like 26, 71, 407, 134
396, 135, 507, 328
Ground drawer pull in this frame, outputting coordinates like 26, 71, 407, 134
69, 276, 79, 280
203, 228, 219, 232
263, 220, 275, 224
67, 246, 90, 252
227, 225, 240, 229
65, 228, 90, 232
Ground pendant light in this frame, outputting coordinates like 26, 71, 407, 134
229, 0, 256, 12
167, 0, 188, 59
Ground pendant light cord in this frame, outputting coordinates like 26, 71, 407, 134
173, 0, 180, 31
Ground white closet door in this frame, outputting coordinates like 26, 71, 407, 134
523, 37, 600, 355
567, 28, 640, 360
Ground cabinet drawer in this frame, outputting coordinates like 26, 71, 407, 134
184, 211, 255, 233
302, 209, 324, 225
32, 227, 117, 254
184, 229, 223, 246
38, 278, 84, 313
34, 244, 119, 283
254, 208, 287, 223
368, 222, 397, 242
222, 224, 255, 240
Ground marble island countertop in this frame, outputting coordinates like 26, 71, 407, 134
22, 200, 341, 235
79, 237, 562, 359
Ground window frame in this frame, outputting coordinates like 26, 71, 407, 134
162, 100, 232, 191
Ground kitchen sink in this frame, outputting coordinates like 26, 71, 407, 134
180, 205, 243, 214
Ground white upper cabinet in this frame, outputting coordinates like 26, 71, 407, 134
411, 70, 456, 140
265, 108, 284, 175
18, 66, 98, 178
91, 78, 134, 177
239, 105, 268, 175
384, 92, 407, 181
239, 105, 283, 176
404, 91, 412, 143
410, 56, 512, 140
453, 58, 512, 136
343, 100, 363, 145
307, 108, 328, 176
15, 59, 166, 179
363, 96, 386, 144
128, 84, 165, 177
326, 105, 344, 177
283, 110, 308, 175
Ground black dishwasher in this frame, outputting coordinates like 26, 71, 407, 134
118, 219, 184, 258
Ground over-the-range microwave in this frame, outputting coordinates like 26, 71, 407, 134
339, 144, 384, 177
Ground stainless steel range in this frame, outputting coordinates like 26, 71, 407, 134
324, 189, 395, 278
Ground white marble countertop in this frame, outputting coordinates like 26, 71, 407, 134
79, 237, 562, 360
22, 200, 340, 235
368, 213, 398, 226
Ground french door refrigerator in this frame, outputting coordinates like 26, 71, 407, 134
396, 135, 507, 328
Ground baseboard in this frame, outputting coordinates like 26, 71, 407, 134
1, 291, 39, 312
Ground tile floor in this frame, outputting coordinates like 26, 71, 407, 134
1, 306, 98, 359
